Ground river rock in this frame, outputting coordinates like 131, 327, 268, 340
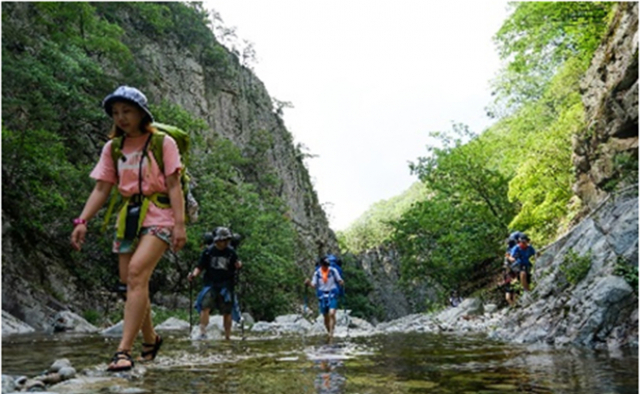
49, 358, 72, 373
2, 311, 35, 336
24, 379, 46, 392
185, 315, 228, 338
155, 317, 189, 332
436, 298, 484, 326
484, 304, 498, 314
57, 366, 76, 381
241, 313, 255, 325
36, 373, 62, 385
349, 316, 375, 331
100, 320, 124, 337
50, 311, 99, 334
2, 375, 16, 393
249, 321, 278, 334
274, 314, 301, 324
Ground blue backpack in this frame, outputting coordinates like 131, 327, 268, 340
325, 254, 344, 297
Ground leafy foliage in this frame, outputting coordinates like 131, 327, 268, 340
392, 124, 516, 295
559, 248, 592, 286
491, 1, 614, 113
340, 254, 380, 320
614, 256, 638, 294
338, 182, 428, 253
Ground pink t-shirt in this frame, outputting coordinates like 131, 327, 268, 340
90, 133, 182, 227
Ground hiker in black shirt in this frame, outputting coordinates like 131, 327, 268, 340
189, 227, 242, 340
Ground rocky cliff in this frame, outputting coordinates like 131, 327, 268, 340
573, 2, 638, 210
129, 24, 337, 262
499, 3, 639, 347
351, 247, 440, 321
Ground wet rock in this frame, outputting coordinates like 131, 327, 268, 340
107, 386, 150, 393
50, 377, 125, 393
2, 375, 16, 393
57, 367, 76, 381
24, 379, 46, 392
36, 373, 61, 385
49, 359, 71, 373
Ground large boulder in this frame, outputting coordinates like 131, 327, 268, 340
2, 310, 35, 336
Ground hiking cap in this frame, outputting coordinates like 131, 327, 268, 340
213, 227, 232, 242
102, 86, 154, 122
519, 234, 530, 242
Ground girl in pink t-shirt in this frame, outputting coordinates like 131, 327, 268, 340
70, 86, 186, 372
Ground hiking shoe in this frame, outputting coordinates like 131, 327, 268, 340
196, 333, 207, 341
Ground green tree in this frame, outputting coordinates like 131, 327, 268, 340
393, 124, 516, 295
491, 1, 613, 113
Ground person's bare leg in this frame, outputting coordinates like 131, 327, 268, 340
328, 309, 337, 338
520, 271, 529, 292
109, 235, 167, 369
323, 313, 331, 334
223, 313, 232, 340
200, 308, 210, 336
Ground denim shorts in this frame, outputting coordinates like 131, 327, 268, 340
112, 226, 172, 254
201, 287, 233, 315
318, 293, 339, 315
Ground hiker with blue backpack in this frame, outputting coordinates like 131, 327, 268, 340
70, 86, 187, 372
507, 234, 536, 292
188, 227, 243, 340
305, 256, 345, 338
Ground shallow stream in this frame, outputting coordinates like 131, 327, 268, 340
2, 331, 637, 393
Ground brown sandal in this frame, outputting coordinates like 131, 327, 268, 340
107, 350, 134, 372
140, 335, 163, 362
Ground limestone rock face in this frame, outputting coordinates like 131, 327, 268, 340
355, 247, 440, 321
574, 2, 638, 209
130, 34, 338, 263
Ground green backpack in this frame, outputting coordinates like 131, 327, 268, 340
102, 123, 199, 234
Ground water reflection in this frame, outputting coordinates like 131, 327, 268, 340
1, 331, 637, 393
307, 343, 348, 394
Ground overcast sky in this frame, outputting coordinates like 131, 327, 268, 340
204, 1, 512, 231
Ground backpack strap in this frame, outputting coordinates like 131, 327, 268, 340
149, 132, 166, 174
110, 136, 125, 176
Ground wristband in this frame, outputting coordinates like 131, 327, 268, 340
72, 218, 88, 227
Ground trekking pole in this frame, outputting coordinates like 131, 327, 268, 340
189, 277, 193, 336
342, 283, 350, 339
233, 265, 245, 340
